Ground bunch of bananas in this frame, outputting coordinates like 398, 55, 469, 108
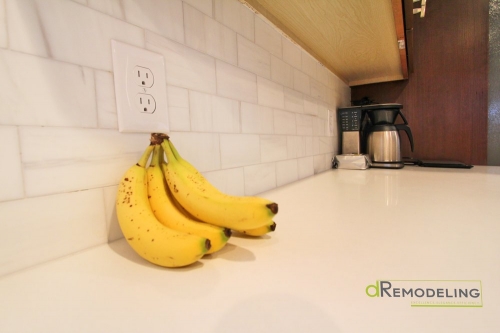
115, 133, 278, 268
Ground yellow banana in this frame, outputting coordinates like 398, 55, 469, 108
147, 145, 231, 254
159, 137, 278, 231
116, 144, 210, 268
237, 221, 277, 237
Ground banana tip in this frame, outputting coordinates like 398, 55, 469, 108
266, 203, 279, 215
270, 222, 277, 232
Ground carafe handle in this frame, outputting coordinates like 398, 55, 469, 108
397, 110, 409, 125
395, 124, 414, 152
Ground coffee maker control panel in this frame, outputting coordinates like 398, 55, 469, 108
339, 109, 362, 131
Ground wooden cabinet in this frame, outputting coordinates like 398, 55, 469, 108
352, 0, 489, 165
243, 0, 412, 86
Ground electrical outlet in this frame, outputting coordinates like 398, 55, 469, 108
136, 93, 156, 113
135, 66, 154, 88
111, 40, 169, 133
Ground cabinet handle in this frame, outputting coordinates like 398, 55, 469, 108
413, 0, 427, 18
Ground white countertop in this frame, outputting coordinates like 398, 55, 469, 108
2, 166, 500, 332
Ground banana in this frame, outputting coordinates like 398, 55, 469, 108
158, 135, 278, 231
237, 221, 277, 237
116, 144, 210, 268
147, 145, 231, 254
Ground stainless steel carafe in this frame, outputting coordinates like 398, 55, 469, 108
363, 104, 414, 169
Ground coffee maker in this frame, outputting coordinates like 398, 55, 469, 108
363, 104, 414, 169
337, 106, 363, 154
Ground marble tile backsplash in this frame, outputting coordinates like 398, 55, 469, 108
0, 0, 350, 276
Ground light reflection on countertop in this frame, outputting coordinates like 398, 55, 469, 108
1, 166, 500, 333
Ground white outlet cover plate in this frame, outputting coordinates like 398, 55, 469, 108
111, 40, 169, 133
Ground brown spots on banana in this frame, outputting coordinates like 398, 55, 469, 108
205, 239, 212, 251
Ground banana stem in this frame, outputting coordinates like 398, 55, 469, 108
137, 145, 154, 168
151, 145, 161, 166
161, 140, 178, 164
168, 140, 182, 161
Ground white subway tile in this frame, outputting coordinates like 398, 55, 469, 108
301, 51, 317, 79
0, 189, 107, 276
305, 136, 314, 155
184, 0, 213, 17
326, 71, 336, 90
296, 114, 314, 136
276, 159, 298, 187
167, 86, 189, 108
122, 0, 184, 43
328, 70, 345, 90
0, 126, 24, 202
327, 89, 342, 109
168, 132, 220, 172
298, 156, 314, 179
332, 136, 339, 155
23, 154, 145, 197
260, 135, 287, 162
103, 185, 123, 242
273, 109, 296, 135
0, 0, 6, 48
237, 35, 271, 79
203, 167, 245, 196
169, 106, 191, 131
257, 77, 284, 109
146, 31, 217, 94
241, 103, 274, 134
313, 117, 327, 137
189, 91, 240, 133
255, 16, 282, 58
189, 91, 213, 132
271, 55, 293, 89
319, 136, 334, 154
244, 162, 276, 195
215, 0, 254, 41
183, 3, 206, 50
313, 154, 328, 173
220, 134, 260, 168
205, 14, 237, 65
303, 96, 319, 116
95, 70, 118, 129
88, 0, 124, 19
20, 128, 147, 163
318, 103, 329, 120
282, 37, 301, 69
310, 78, 327, 102
0, 50, 97, 128
284, 87, 304, 113
19, 127, 150, 197
312, 137, 320, 155
317, 63, 329, 86
184, 4, 237, 65
7, 0, 144, 71
293, 68, 310, 95
287, 136, 306, 159
216, 60, 257, 103
212, 95, 240, 133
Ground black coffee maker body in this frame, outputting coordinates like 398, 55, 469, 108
362, 104, 414, 169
